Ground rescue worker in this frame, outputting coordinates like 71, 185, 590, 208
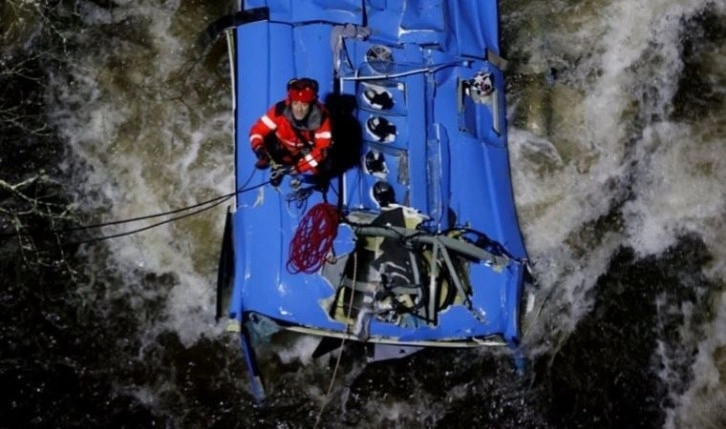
249, 77, 332, 185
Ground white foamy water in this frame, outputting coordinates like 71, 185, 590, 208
509, 0, 726, 426
42, 0, 726, 425
48, 0, 234, 344
666, 293, 726, 429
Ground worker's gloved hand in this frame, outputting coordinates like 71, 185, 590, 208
254, 147, 270, 170
269, 165, 291, 187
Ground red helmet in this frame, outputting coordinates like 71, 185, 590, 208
287, 77, 319, 103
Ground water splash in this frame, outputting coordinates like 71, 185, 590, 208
508, 0, 726, 426
34, 0, 726, 426
47, 0, 234, 344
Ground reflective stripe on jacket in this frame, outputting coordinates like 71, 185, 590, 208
249, 101, 332, 174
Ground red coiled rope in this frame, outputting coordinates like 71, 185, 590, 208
287, 203, 340, 274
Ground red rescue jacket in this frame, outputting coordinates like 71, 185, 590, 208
249, 101, 332, 174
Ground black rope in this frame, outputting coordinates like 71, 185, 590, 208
67, 180, 268, 246
8, 192, 232, 237
444, 227, 516, 260
1, 169, 263, 243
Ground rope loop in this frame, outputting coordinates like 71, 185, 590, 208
287, 203, 340, 274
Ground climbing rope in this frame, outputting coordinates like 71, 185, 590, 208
285, 185, 314, 212
0, 168, 261, 243
314, 250, 357, 429
287, 202, 340, 274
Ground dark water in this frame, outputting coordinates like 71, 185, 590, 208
2, 0, 725, 428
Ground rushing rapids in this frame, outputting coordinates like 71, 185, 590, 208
1, 0, 725, 428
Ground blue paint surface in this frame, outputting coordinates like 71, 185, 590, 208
228, 0, 527, 347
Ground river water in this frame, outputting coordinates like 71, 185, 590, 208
2, 0, 725, 427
